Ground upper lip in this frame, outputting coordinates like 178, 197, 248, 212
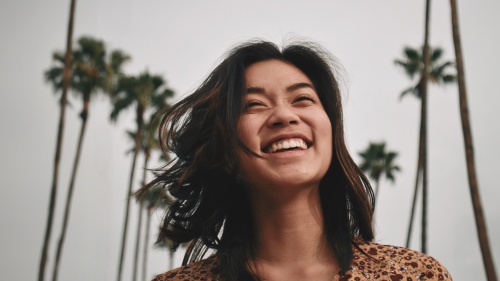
262, 133, 312, 152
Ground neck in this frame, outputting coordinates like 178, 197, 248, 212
248, 185, 337, 269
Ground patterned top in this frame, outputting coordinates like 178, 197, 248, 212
152, 241, 452, 281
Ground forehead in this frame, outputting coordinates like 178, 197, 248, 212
244, 59, 313, 88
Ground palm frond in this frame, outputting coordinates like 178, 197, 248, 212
400, 85, 420, 100
395, 60, 419, 78
430, 47, 444, 62
52, 51, 66, 64
442, 74, 457, 84
142, 185, 171, 210
110, 50, 131, 73
404, 47, 420, 61
45, 67, 64, 92
110, 96, 134, 122
431, 61, 456, 83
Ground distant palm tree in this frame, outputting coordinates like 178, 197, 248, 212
46, 36, 105, 281
449, 1, 497, 279
395, 43, 455, 252
395, 46, 456, 100
129, 120, 167, 281
111, 72, 174, 281
38, 1, 77, 280
358, 142, 400, 208
46, 37, 130, 281
141, 185, 170, 281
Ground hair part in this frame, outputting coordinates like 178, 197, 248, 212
139, 39, 374, 280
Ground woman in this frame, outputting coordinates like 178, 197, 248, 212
141, 40, 452, 281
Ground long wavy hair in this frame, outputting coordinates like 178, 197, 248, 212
139, 40, 374, 280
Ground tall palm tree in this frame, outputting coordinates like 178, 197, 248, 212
46, 37, 130, 281
395, 43, 456, 252
419, 0, 431, 253
111, 72, 174, 281
46, 36, 105, 281
449, 1, 497, 279
132, 144, 146, 281
141, 185, 170, 281
358, 142, 401, 207
395, 0, 432, 253
39, 1, 77, 280
129, 120, 165, 281
136, 117, 171, 281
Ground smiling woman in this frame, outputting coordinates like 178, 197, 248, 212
139, 40, 452, 281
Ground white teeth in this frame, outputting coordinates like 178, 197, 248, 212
267, 138, 308, 153
282, 141, 290, 149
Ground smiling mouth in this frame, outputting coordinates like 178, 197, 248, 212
264, 138, 310, 153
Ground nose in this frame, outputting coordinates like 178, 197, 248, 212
267, 106, 299, 128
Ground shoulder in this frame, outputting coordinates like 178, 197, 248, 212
151, 255, 221, 281
342, 240, 452, 280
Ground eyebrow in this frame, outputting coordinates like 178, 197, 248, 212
246, 82, 314, 94
286, 82, 314, 92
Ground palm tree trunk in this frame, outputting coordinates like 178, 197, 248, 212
51, 98, 89, 281
169, 250, 174, 270
449, 1, 498, 280
38, 1, 77, 280
420, 0, 431, 254
133, 203, 144, 281
142, 208, 152, 281
374, 180, 380, 202
373, 179, 380, 212
405, 134, 423, 248
133, 152, 150, 281
117, 107, 144, 281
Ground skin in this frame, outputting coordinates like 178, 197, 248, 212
237, 59, 339, 281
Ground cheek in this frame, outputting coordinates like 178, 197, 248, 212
319, 114, 333, 152
237, 116, 258, 149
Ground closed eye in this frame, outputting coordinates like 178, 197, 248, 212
245, 100, 266, 109
293, 94, 316, 105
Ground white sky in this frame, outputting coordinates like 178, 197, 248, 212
0, 1, 499, 280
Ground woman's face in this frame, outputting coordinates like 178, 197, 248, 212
237, 59, 333, 192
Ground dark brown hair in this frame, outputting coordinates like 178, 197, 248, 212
140, 40, 374, 280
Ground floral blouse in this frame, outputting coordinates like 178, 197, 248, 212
152, 241, 452, 281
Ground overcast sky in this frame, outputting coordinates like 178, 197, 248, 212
0, 1, 499, 280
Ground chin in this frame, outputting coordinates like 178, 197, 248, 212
253, 172, 324, 190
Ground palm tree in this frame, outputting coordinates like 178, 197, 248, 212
141, 185, 170, 281
132, 139, 146, 281
358, 142, 401, 207
395, 46, 456, 100
449, 1, 497, 279
135, 116, 171, 281
39, 1, 77, 280
395, 41, 456, 252
46, 37, 130, 281
111, 72, 174, 281
129, 119, 166, 281
396, 0, 433, 254
46, 36, 105, 281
